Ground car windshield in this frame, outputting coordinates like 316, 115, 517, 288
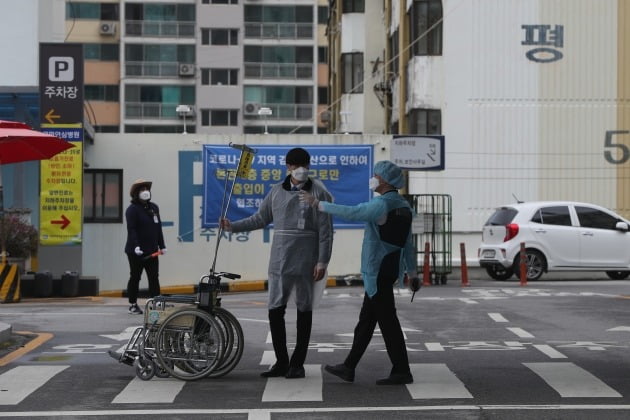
485, 207, 517, 225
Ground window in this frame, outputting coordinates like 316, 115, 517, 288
67, 2, 119, 20
342, 53, 363, 93
318, 87, 328, 105
318, 47, 328, 63
201, 69, 238, 85
318, 6, 329, 23
84, 44, 119, 61
84, 169, 122, 223
95, 125, 119, 133
201, 29, 239, 45
125, 44, 195, 63
201, 110, 238, 126
85, 85, 119, 102
531, 206, 572, 226
408, 109, 441, 134
342, 0, 365, 13
389, 30, 399, 75
203, 0, 238, 4
410, 0, 443, 56
576, 206, 620, 230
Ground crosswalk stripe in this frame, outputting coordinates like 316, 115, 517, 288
0, 365, 69, 405
112, 377, 186, 404
262, 364, 322, 402
524, 362, 622, 398
406, 363, 473, 399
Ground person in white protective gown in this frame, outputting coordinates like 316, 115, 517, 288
220, 147, 333, 379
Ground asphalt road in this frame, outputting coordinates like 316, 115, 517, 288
1, 278, 630, 419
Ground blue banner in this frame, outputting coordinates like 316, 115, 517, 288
202, 145, 373, 228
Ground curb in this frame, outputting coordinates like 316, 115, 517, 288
0, 322, 11, 344
98, 276, 365, 298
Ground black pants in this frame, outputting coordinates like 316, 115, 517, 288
126, 254, 160, 304
344, 273, 410, 375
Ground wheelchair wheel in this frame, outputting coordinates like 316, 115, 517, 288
134, 357, 156, 381
155, 309, 225, 381
207, 307, 244, 378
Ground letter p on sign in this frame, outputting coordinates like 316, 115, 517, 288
49, 56, 74, 81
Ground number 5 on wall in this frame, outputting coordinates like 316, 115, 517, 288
604, 130, 630, 165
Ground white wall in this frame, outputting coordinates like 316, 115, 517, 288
84, 133, 391, 292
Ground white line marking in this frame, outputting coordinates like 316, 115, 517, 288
533, 344, 567, 359
238, 318, 269, 324
524, 362, 622, 397
0, 365, 69, 405
6, 404, 630, 417
506, 327, 534, 338
262, 365, 322, 402
407, 363, 473, 399
458, 298, 479, 304
248, 409, 271, 420
112, 377, 185, 404
488, 313, 508, 323
425, 342, 444, 351
265, 331, 272, 344
260, 350, 275, 366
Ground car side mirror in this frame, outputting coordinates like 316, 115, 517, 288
615, 221, 629, 232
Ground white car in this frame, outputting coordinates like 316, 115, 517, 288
478, 201, 630, 281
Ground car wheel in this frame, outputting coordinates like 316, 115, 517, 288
606, 271, 630, 280
512, 250, 546, 281
485, 265, 514, 281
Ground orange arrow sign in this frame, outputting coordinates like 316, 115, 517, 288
51, 214, 70, 229
45, 109, 61, 124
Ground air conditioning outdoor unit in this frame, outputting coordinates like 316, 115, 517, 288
243, 102, 260, 116
178, 63, 196, 77
99, 22, 117, 36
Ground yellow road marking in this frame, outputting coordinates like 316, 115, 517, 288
0, 331, 53, 366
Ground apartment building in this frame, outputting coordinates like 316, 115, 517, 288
63, 0, 329, 135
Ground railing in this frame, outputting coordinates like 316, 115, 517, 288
244, 22, 313, 39
126, 20, 195, 38
244, 103, 313, 120
244, 62, 312, 80
125, 61, 182, 78
125, 102, 195, 120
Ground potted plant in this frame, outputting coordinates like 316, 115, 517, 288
1, 213, 38, 272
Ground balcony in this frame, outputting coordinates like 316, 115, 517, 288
126, 20, 195, 38
244, 62, 312, 80
125, 102, 196, 120
126, 61, 178, 78
244, 22, 313, 40
243, 103, 313, 121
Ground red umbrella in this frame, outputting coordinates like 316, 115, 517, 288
0, 120, 74, 164
0, 120, 75, 263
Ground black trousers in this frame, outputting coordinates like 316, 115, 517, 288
126, 254, 160, 304
344, 273, 410, 375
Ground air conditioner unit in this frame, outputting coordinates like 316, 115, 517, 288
243, 102, 260, 116
99, 22, 117, 36
178, 63, 196, 77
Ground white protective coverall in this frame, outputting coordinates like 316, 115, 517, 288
229, 175, 333, 311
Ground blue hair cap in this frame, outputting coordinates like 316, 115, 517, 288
374, 160, 404, 189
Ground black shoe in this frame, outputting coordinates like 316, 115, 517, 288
324, 363, 354, 383
375, 372, 413, 385
260, 363, 289, 378
285, 366, 305, 379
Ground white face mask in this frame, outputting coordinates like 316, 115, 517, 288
368, 176, 380, 191
291, 167, 309, 182
139, 190, 151, 201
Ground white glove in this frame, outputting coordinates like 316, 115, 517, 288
134, 246, 143, 256
160, 248, 167, 255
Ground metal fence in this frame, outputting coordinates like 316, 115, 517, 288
410, 194, 452, 284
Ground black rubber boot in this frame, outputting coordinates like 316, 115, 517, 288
286, 310, 312, 379
261, 305, 289, 378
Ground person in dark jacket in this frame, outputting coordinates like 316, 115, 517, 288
124, 179, 167, 314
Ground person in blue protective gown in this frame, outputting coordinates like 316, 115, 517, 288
220, 148, 334, 379
300, 160, 419, 385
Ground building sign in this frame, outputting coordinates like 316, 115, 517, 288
522, 24, 564, 63
39, 43, 84, 245
202, 145, 373, 229
390, 135, 445, 170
